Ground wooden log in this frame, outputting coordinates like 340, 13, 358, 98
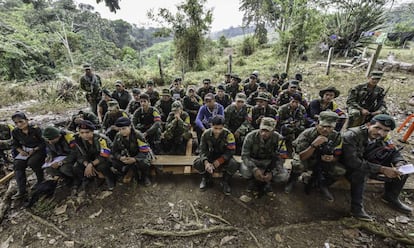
326, 47, 334, 75
366, 44, 382, 77
0, 172, 15, 185
136, 225, 237, 237
284, 43, 292, 74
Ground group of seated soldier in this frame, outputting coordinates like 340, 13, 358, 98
0, 69, 411, 222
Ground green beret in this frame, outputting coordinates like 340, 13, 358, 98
372, 114, 395, 130
43, 126, 61, 140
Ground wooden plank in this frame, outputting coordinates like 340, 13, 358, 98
284, 43, 292, 74
0, 172, 15, 185
326, 47, 334, 75
183, 166, 192, 174
152, 155, 197, 166
366, 44, 382, 77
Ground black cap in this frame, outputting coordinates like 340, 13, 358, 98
102, 89, 112, 98
146, 80, 154, 86
132, 88, 141, 94
290, 93, 302, 101
115, 117, 131, 127
12, 111, 28, 120
211, 115, 225, 126
78, 120, 96, 130
258, 82, 267, 88
217, 84, 225, 91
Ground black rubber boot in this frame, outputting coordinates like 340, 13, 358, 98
221, 173, 232, 196
199, 173, 212, 191
382, 176, 412, 214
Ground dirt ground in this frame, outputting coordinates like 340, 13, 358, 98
1, 61, 414, 247
0, 169, 414, 248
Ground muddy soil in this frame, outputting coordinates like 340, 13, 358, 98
0, 172, 413, 248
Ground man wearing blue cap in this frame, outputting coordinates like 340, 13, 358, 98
343, 114, 412, 221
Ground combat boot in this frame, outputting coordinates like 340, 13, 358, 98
383, 178, 412, 214
263, 183, 274, 197
199, 174, 212, 191
221, 173, 232, 196
351, 207, 373, 222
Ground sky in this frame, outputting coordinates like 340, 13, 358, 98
75, 0, 244, 32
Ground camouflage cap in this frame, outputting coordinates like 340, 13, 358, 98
146, 80, 154, 86
372, 114, 396, 130
255, 92, 271, 102
235, 93, 247, 102
132, 88, 141, 95
160, 88, 171, 96
369, 70, 384, 79
107, 100, 120, 110
289, 80, 300, 88
260, 117, 276, 131
83, 64, 91, 70
171, 100, 183, 111
318, 111, 339, 127
258, 82, 267, 89
115, 80, 124, 86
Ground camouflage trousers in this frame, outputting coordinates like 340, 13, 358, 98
240, 158, 289, 183
290, 153, 346, 178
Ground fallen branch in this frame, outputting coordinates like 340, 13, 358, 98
269, 218, 414, 245
197, 210, 231, 225
0, 172, 15, 185
0, 180, 17, 222
25, 210, 69, 238
246, 228, 262, 248
341, 218, 414, 245
136, 225, 237, 237
188, 201, 199, 224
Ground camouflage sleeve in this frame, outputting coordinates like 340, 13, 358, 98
377, 89, 388, 114
224, 106, 231, 129
199, 131, 209, 164
346, 87, 363, 110
292, 130, 312, 153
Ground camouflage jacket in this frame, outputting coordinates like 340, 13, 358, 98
111, 129, 150, 161
242, 129, 288, 161
164, 111, 191, 140
243, 82, 258, 97
224, 103, 252, 135
66, 133, 111, 165
293, 127, 342, 160
250, 105, 278, 129
225, 83, 243, 99
346, 83, 387, 113
102, 110, 129, 131
79, 74, 102, 97
155, 98, 174, 122
277, 103, 306, 129
199, 128, 235, 164
197, 86, 216, 100
342, 125, 404, 174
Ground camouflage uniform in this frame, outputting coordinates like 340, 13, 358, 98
146, 90, 160, 107
224, 95, 253, 155
162, 102, 192, 155
111, 128, 151, 185
240, 129, 289, 182
155, 97, 174, 123
68, 111, 100, 132
277, 89, 306, 107
250, 95, 278, 130
193, 126, 239, 194
290, 128, 345, 176
79, 69, 102, 115
243, 82, 258, 97
132, 106, 162, 153
197, 85, 216, 100
226, 76, 243, 99
102, 108, 129, 141
277, 102, 306, 155
346, 83, 387, 127
67, 130, 115, 190
126, 100, 140, 115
